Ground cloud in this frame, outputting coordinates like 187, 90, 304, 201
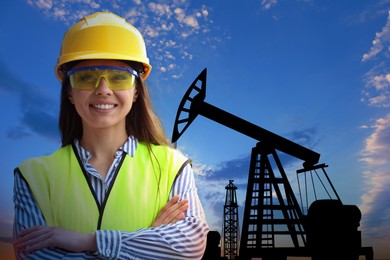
26, 0, 221, 80
358, 5, 390, 247
362, 10, 390, 62
261, 0, 278, 10
361, 115, 390, 165
362, 63, 390, 108
359, 113, 390, 242
0, 62, 59, 142
198, 155, 251, 182
286, 126, 319, 150
361, 10, 390, 108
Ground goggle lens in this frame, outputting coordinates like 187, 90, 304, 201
67, 66, 139, 91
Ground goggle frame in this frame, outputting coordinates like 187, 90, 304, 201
67, 65, 139, 91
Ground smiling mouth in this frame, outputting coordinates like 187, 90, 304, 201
90, 104, 117, 110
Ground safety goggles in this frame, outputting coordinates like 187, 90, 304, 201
67, 65, 139, 91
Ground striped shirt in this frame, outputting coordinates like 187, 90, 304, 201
13, 136, 209, 259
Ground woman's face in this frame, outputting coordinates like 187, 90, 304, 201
68, 59, 138, 132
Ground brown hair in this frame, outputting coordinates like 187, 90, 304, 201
58, 62, 171, 148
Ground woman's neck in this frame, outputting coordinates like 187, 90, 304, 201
80, 127, 128, 158
79, 127, 128, 180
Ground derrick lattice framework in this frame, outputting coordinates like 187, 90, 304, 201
223, 180, 239, 259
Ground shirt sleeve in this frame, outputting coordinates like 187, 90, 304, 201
95, 163, 210, 259
13, 170, 103, 260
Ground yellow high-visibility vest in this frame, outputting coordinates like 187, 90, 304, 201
17, 142, 189, 233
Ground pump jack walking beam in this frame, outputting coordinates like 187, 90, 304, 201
172, 68, 320, 167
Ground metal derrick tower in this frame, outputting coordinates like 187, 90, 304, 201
224, 180, 239, 259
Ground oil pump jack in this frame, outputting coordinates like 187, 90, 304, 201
172, 68, 374, 260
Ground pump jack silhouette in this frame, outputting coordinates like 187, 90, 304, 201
172, 68, 374, 260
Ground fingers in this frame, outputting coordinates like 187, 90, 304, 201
158, 195, 180, 215
14, 226, 50, 253
158, 196, 188, 217
169, 201, 189, 223
152, 196, 189, 227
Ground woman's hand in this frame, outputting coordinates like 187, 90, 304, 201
14, 225, 96, 253
152, 195, 189, 227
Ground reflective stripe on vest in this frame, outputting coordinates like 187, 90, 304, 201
17, 142, 189, 232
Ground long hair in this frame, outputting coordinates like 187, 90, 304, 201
58, 61, 171, 148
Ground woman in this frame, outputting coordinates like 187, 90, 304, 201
13, 11, 209, 259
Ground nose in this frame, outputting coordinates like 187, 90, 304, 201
94, 76, 112, 95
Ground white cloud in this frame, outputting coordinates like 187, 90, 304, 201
360, 114, 390, 165
362, 10, 390, 61
148, 2, 172, 18
361, 9, 390, 108
161, 22, 174, 31
183, 15, 199, 29
171, 74, 181, 79
165, 52, 174, 60
144, 25, 159, 38
27, 0, 53, 10
362, 63, 390, 108
201, 6, 209, 17
359, 5, 390, 247
359, 113, 390, 241
165, 40, 176, 47
261, 0, 278, 10
173, 7, 185, 23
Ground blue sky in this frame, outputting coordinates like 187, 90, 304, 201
1, 0, 389, 259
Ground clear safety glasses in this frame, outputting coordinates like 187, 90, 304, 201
67, 65, 139, 91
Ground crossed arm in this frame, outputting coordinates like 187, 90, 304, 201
13, 164, 209, 259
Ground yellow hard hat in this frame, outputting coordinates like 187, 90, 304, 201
55, 12, 152, 80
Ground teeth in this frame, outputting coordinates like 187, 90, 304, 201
92, 104, 115, 110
